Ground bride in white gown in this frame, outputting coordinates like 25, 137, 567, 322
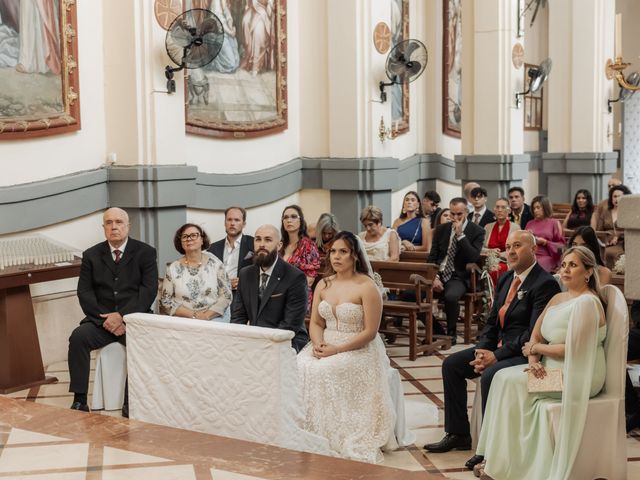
297, 231, 397, 463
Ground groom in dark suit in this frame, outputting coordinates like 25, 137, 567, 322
425, 229, 560, 470
68, 208, 158, 415
231, 224, 309, 352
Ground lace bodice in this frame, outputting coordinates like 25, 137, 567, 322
318, 300, 364, 334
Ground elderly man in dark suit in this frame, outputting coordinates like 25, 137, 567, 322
208, 206, 254, 293
68, 208, 158, 416
425, 230, 560, 471
231, 224, 310, 352
429, 197, 485, 344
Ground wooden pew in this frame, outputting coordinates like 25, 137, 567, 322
399, 250, 429, 263
371, 260, 450, 360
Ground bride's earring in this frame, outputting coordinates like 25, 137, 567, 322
585, 276, 590, 284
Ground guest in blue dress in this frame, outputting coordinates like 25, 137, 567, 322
392, 191, 431, 252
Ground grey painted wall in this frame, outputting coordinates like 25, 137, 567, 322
0, 154, 459, 271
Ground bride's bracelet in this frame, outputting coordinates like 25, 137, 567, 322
529, 342, 538, 355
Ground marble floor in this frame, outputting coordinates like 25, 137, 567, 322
1, 338, 639, 479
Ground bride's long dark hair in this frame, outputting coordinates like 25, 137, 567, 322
322, 231, 370, 281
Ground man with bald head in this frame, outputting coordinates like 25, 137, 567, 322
425, 230, 560, 469
68, 208, 158, 416
231, 224, 309, 352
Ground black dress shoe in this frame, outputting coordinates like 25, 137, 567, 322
121, 404, 129, 418
70, 402, 90, 412
424, 433, 472, 453
447, 330, 457, 346
465, 454, 485, 470
626, 413, 640, 432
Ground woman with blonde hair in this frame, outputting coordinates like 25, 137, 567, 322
475, 246, 607, 479
358, 206, 400, 261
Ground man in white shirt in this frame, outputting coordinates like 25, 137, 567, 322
208, 207, 254, 293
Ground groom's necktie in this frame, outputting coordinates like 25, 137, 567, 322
259, 272, 269, 297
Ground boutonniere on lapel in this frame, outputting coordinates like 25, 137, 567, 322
517, 290, 527, 300
244, 251, 254, 260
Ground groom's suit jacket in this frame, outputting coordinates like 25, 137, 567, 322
231, 258, 310, 352
475, 262, 560, 360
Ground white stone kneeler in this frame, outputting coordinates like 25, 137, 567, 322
91, 342, 127, 411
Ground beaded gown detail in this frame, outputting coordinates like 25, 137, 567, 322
297, 301, 396, 463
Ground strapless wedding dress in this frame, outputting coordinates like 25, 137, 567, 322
296, 300, 397, 463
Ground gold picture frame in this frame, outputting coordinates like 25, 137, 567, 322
184, 0, 288, 139
0, 0, 81, 139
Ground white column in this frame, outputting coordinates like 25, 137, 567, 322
547, 0, 615, 153
462, 0, 524, 156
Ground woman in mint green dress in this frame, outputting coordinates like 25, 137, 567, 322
476, 246, 607, 480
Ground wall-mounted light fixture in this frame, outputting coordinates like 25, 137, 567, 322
378, 116, 399, 143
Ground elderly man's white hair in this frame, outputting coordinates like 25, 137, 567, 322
255, 224, 281, 241
103, 207, 129, 223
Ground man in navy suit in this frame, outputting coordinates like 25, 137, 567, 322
208, 206, 254, 294
425, 230, 560, 470
68, 208, 158, 416
231, 224, 309, 352
429, 198, 485, 344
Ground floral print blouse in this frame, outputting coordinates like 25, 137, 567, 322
283, 236, 320, 310
161, 251, 232, 317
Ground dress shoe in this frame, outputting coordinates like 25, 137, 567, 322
447, 330, 457, 346
626, 412, 640, 432
465, 454, 485, 470
424, 433, 472, 453
70, 402, 90, 412
121, 404, 129, 418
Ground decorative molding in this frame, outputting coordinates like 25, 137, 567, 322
0, 154, 454, 234
541, 151, 618, 202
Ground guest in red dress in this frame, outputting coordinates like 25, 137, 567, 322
483, 198, 520, 285
280, 205, 321, 310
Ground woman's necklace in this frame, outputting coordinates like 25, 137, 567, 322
184, 253, 203, 269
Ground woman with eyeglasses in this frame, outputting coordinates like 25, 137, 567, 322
160, 223, 232, 321
280, 205, 321, 310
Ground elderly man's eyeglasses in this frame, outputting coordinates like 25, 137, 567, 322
181, 232, 201, 241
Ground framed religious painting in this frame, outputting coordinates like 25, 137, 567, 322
442, 0, 461, 137
390, 0, 409, 135
0, 0, 81, 139
184, 0, 288, 139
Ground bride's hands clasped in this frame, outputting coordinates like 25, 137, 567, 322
313, 342, 340, 358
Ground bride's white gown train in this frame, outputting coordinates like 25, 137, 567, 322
297, 301, 397, 463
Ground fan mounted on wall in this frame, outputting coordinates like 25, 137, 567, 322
608, 71, 640, 113
164, 9, 224, 93
515, 57, 552, 108
379, 39, 428, 103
